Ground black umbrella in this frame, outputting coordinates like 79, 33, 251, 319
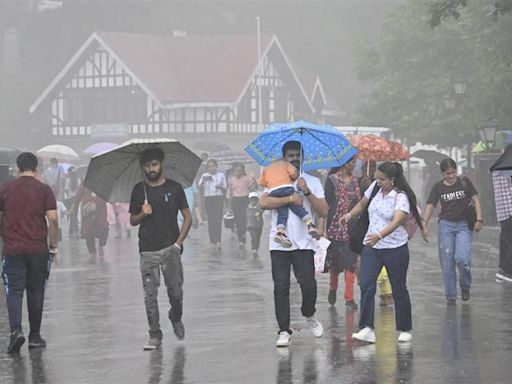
410, 149, 449, 163
490, 145, 512, 172
0, 147, 22, 165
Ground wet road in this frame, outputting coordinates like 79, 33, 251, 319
1, 221, 511, 384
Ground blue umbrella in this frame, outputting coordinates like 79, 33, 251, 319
245, 121, 357, 172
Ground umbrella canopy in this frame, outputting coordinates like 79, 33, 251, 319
410, 149, 449, 163
83, 142, 119, 156
0, 147, 22, 165
245, 121, 357, 172
490, 145, 512, 172
37, 144, 80, 161
83, 138, 201, 202
211, 149, 255, 165
388, 140, 410, 161
193, 139, 231, 153
348, 134, 392, 162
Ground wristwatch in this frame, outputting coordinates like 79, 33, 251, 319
303, 190, 312, 196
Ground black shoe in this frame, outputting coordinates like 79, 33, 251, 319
461, 289, 470, 302
328, 289, 337, 305
345, 300, 358, 310
171, 320, 185, 340
28, 334, 47, 349
7, 330, 25, 354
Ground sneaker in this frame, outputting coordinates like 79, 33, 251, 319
496, 272, 512, 283
306, 315, 323, 338
461, 289, 470, 302
7, 330, 25, 354
143, 338, 161, 350
345, 300, 358, 310
352, 327, 376, 343
307, 224, 320, 240
28, 334, 47, 349
251, 249, 258, 256
380, 294, 394, 307
397, 331, 413, 342
172, 320, 185, 340
276, 331, 291, 347
274, 232, 293, 248
447, 299, 456, 305
328, 289, 337, 305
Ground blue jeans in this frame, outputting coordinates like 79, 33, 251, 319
438, 220, 472, 300
270, 186, 311, 228
359, 244, 412, 331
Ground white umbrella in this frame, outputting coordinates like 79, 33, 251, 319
83, 138, 201, 202
37, 144, 80, 161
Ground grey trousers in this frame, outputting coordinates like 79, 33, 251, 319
140, 245, 184, 339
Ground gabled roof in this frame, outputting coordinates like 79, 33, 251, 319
30, 31, 314, 113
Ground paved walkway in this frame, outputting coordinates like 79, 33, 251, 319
0, 221, 511, 384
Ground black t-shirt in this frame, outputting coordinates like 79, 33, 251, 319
129, 179, 189, 252
427, 176, 477, 222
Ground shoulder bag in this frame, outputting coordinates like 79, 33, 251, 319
348, 183, 381, 254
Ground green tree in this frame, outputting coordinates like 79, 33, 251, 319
354, 0, 512, 147
429, 0, 512, 27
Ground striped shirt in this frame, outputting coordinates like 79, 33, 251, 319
199, 172, 227, 197
492, 172, 512, 222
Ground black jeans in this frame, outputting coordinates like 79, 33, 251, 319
231, 196, 249, 243
499, 216, 512, 275
359, 244, 412, 332
204, 196, 224, 243
248, 227, 263, 251
271, 250, 317, 333
2, 254, 51, 335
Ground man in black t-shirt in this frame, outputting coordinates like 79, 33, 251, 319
129, 147, 192, 350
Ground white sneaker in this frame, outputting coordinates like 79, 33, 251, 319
306, 315, 323, 338
352, 327, 376, 343
276, 331, 291, 347
397, 331, 413, 342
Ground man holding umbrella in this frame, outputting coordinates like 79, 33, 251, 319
129, 147, 192, 350
260, 140, 329, 347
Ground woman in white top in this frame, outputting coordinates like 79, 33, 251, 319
198, 159, 227, 249
342, 162, 423, 343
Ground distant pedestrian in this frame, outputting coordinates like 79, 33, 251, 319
422, 158, 482, 304
260, 140, 328, 347
129, 147, 192, 350
42, 157, 64, 199
246, 191, 264, 256
227, 163, 257, 248
324, 157, 360, 310
492, 161, 512, 283
198, 159, 226, 249
0, 152, 58, 353
259, 158, 319, 248
342, 162, 423, 343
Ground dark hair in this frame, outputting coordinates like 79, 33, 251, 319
50, 157, 58, 165
282, 141, 302, 157
17, 152, 38, 172
140, 147, 164, 164
377, 162, 423, 232
207, 159, 218, 167
439, 158, 457, 173
232, 162, 245, 174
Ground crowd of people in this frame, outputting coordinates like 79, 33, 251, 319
1, 138, 511, 355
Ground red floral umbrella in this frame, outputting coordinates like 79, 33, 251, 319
388, 140, 410, 161
348, 134, 392, 161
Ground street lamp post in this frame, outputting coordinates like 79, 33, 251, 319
478, 119, 498, 151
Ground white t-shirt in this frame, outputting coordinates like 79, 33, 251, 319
364, 180, 410, 249
266, 173, 325, 251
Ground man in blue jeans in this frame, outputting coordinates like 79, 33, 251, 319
0, 152, 59, 353
260, 141, 329, 347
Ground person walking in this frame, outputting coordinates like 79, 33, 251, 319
422, 158, 483, 304
198, 159, 226, 249
342, 162, 423, 343
0, 152, 58, 353
246, 191, 264, 256
227, 163, 256, 248
260, 140, 328, 347
324, 157, 360, 310
129, 147, 192, 350
493, 163, 512, 283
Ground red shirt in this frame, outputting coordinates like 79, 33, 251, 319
0, 176, 57, 255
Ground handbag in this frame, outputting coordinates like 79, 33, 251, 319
460, 177, 477, 231
348, 183, 381, 254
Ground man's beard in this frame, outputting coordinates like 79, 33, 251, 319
145, 168, 162, 182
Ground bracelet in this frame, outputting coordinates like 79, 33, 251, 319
346, 213, 352, 221
304, 190, 311, 196
49, 248, 58, 254
377, 231, 382, 239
